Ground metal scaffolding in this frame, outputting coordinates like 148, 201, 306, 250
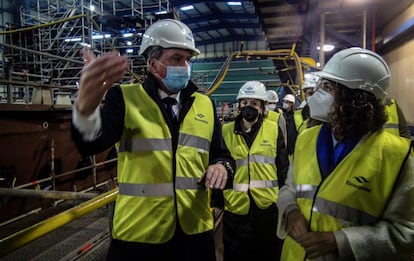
0, 0, 173, 104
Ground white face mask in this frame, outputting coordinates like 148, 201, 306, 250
266, 104, 276, 111
307, 88, 334, 122
282, 102, 290, 110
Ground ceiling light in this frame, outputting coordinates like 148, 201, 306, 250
155, 10, 167, 15
317, 44, 335, 52
180, 5, 194, 11
64, 37, 81, 42
227, 2, 242, 6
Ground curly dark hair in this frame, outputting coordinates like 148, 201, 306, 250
328, 84, 388, 140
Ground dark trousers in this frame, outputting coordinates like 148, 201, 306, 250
223, 203, 283, 261
106, 225, 216, 261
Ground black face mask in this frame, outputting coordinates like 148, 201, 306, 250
240, 106, 259, 122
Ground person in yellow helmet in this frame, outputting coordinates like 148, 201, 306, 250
71, 19, 234, 260
277, 47, 414, 260
221, 80, 289, 260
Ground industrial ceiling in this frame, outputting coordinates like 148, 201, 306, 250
86, 0, 413, 61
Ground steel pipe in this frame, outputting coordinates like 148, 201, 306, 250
0, 188, 98, 200
0, 188, 118, 257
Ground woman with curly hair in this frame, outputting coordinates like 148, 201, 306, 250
276, 47, 414, 261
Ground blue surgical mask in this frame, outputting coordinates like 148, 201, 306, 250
158, 62, 190, 93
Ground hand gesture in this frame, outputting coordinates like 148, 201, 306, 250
76, 49, 128, 115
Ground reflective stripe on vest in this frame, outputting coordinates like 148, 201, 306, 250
235, 154, 275, 168
233, 179, 278, 192
119, 176, 206, 197
118, 138, 172, 152
119, 182, 174, 197
222, 120, 279, 215
179, 133, 210, 152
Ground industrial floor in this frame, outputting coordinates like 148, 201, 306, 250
1, 207, 111, 261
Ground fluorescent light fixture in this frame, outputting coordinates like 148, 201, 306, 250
227, 2, 242, 6
92, 34, 111, 40
64, 37, 81, 42
126, 41, 132, 46
126, 49, 133, 53
180, 5, 194, 11
123, 33, 133, 38
80, 42, 91, 48
89, 5, 95, 11
317, 44, 335, 52
155, 10, 167, 15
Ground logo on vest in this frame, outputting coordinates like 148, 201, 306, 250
194, 113, 208, 124
260, 139, 272, 147
345, 176, 371, 192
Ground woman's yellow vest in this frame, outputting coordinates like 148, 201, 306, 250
282, 125, 410, 260
222, 119, 279, 215
113, 83, 215, 243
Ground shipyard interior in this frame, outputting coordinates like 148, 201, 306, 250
0, 0, 414, 260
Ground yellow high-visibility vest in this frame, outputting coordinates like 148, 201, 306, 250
281, 125, 410, 260
113, 83, 215, 243
222, 120, 279, 215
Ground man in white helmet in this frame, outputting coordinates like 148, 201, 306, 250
295, 76, 318, 133
282, 93, 297, 156
277, 47, 414, 260
71, 19, 234, 260
265, 90, 287, 148
220, 80, 288, 260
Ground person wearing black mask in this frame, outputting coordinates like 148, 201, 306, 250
220, 81, 289, 260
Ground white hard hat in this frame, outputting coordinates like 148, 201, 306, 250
314, 47, 390, 101
236, 81, 267, 101
283, 94, 295, 103
302, 75, 318, 90
139, 19, 200, 57
266, 90, 279, 103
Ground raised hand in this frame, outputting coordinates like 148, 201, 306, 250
76, 49, 128, 115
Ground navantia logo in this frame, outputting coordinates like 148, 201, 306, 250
244, 86, 255, 94
195, 113, 208, 124
260, 139, 272, 147
186, 32, 194, 42
345, 176, 371, 192
353, 176, 369, 183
